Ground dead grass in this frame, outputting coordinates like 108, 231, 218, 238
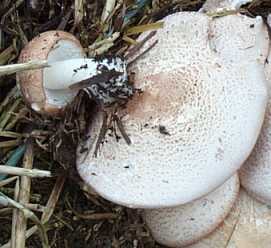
0, 0, 271, 247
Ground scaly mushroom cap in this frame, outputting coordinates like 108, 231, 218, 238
186, 202, 240, 248
77, 12, 268, 208
240, 43, 271, 205
17, 30, 85, 114
187, 190, 271, 248
143, 174, 239, 248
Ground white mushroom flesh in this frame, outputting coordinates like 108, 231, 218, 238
43, 39, 86, 107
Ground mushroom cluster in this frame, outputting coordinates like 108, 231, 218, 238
15, 0, 271, 247
76, 0, 271, 247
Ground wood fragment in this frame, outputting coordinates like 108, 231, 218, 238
74, 212, 117, 220
0, 176, 18, 187
101, 0, 116, 23
0, 165, 51, 178
74, 0, 84, 26
11, 178, 19, 248
14, 141, 33, 248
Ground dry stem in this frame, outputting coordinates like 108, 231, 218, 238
11, 179, 20, 248
14, 141, 33, 248
0, 165, 51, 178
101, 0, 116, 23
0, 174, 66, 248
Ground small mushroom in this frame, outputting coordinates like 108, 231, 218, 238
143, 174, 239, 248
77, 11, 268, 208
17, 31, 130, 115
240, 19, 271, 205
187, 190, 271, 248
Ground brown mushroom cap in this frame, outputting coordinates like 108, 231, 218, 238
17, 30, 85, 115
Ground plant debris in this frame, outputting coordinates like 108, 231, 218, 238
0, 0, 271, 247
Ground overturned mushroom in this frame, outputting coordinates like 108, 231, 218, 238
77, 11, 268, 208
143, 174, 239, 248
17, 31, 132, 115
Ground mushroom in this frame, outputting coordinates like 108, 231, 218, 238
77, 10, 268, 208
17, 30, 131, 115
187, 190, 271, 248
143, 174, 239, 248
239, 16, 271, 205
186, 200, 240, 248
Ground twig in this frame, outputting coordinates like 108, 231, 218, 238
0, 87, 20, 115
1, 174, 67, 248
0, 60, 49, 77
0, 0, 25, 49
88, 32, 120, 56
0, 131, 23, 139
0, 192, 49, 248
125, 31, 156, 60
73, 211, 117, 220
0, 144, 26, 181
94, 111, 108, 157
101, 0, 116, 23
41, 174, 66, 223
24, 203, 46, 213
5, 108, 29, 131
0, 188, 41, 202
0, 139, 22, 148
125, 22, 164, 35
0, 98, 22, 130
127, 40, 158, 67
0, 198, 45, 212
15, 141, 34, 248
0, 165, 51, 178
0, 176, 18, 187
0, 46, 15, 65
74, 0, 84, 26
11, 179, 20, 248
113, 114, 131, 145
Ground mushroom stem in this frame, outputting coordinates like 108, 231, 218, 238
44, 57, 127, 90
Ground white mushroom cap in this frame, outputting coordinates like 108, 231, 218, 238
17, 31, 86, 114
186, 201, 240, 248
187, 190, 271, 248
77, 12, 268, 208
239, 42, 271, 205
209, 14, 269, 65
143, 174, 239, 248
202, 0, 253, 12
